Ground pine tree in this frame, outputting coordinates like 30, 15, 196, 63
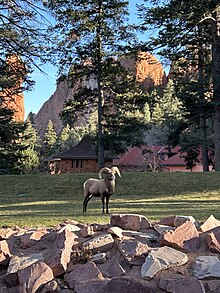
17, 121, 40, 174
43, 120, 58, 157
139, 0, 219, 170
47, 0, 145, 167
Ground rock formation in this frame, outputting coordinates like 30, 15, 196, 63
33, 52, 167, 137
1, 55, 25, 122
1, 214, 220, 292
34, 79, 80, 137
120, 52, 167, 91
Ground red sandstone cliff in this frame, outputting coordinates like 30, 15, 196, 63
1, 55, 25, 122
34, 79, 80, 136
120, 52, 167, 90
33, 52, 167, 137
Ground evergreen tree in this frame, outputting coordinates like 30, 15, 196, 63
17, 121, 40, 174
43, 120, 58, 157
47, 0, 145, 167
139, 0, 219, 170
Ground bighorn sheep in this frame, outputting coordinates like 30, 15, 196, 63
83, 166, 121, 214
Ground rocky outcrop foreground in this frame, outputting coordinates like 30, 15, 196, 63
1, 214, 220, 292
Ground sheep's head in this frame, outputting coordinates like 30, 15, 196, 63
99, 166, 121, 180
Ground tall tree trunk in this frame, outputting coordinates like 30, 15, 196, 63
212, 8, 220, 171
97, 0, 105, 169
198, 24, 209, 171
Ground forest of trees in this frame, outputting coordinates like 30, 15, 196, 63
1, 0, 220, 174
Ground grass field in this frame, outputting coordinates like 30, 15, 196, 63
1, 172, 220, 228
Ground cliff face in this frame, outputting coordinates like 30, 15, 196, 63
34, 52, 167, 137
34, 79, 79, 137
120, 52, 167, 91
2, 55, 25, 122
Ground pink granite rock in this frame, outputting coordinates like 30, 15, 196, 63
200, 215, 220, 232
65, 261, 104, 289
44, 226, 78, 277
18, 262, 54, 293
19, 228, 48, 249
207, 231, 220, 253
160, 220, 200, 252
110, 214, 151, 231
0, 228, 16, 240
4, 253, 44, 287
82, 233, 114, 253
107, 226, 123, 239
117, 238, 149, 265
0, 240, 11, 265
158, 216, 176, 227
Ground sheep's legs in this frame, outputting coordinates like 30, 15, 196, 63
83, 195, 93, 213
101, 195, 110, 214
106, 195, 110, 214
101, 197, 105, 214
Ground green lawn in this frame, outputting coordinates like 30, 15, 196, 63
1, 172, 220, 228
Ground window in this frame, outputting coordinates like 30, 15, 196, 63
72, 159, 83, 168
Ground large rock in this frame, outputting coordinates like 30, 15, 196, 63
75, 276, 155, 293
4, 253, 44, 286
160, 220, 200, 252
18, 261, 54, 293
97, 256, 126, 278
82, 233, 114, 253
19, 228, 48, 249
193, 256, 220, 279
0, 240, 12, 265
117, 238, 149, 265
110, 214, 151, 231
174, 215, 198, 228
0, 228, 17, 240
159, 277, 205, 293
157, 216, 176, 227
96, 247, 127, 278
207, 230, 220, 253
141, 246, 188, 280
44, 226, 78, 277
200, 215, 220, 232
65, 261, 104, 289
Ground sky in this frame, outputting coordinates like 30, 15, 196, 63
23, 1, 146, 118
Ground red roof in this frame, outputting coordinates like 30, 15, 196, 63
114, 145, 181, 166
160, 153, 186, 166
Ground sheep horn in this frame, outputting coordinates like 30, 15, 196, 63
99, 167, 112, 179
111, 166, 121, 177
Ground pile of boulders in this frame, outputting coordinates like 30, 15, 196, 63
1, 213, 220, 292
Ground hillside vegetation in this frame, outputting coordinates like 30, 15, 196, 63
1, 172, 220, 228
